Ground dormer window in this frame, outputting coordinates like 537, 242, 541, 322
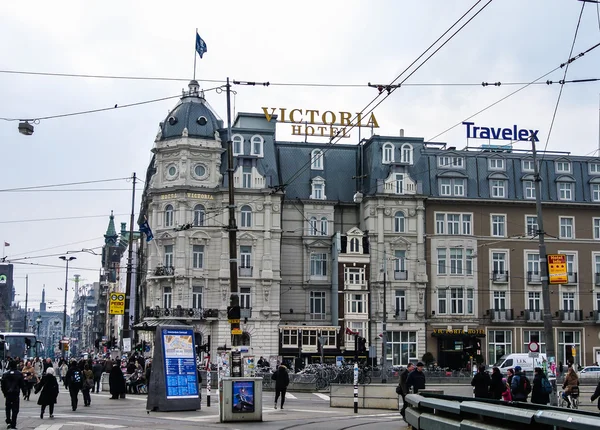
382, 143, 394, 164
401, 144, 413, 164
438, 155, 464, 168
251, 135, 264, 157
522, 160, 535, 172
589, 162, 600, 175
311, 149, 324, 170
310, 177, 326, 200
233, 134, 244, 156
489, 158, 505, 170
555, 160, 571, 173
395, 174, 404, 194
349, 237, 361, 253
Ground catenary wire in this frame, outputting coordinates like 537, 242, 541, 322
0, 177, 131, 193
0, 213, 130, 224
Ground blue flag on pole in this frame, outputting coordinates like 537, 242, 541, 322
196, 32, 207, 59
139, 220, 154, 242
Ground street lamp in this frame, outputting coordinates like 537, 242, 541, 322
35, 315, 42, 357
59, 256, 76, 359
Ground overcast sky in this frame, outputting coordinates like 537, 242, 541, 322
1, 0, 599, 313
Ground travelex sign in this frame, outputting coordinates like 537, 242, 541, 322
463, 121, 539, 142
262, 107, 379, 139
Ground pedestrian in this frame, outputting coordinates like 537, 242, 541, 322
65, 361, 83, 411
471, 365, 491, 399
490, 367, 504, 400
1, 360, 25, 429
43, 358, 53, 375
145, 361, 152, 391
33, 358, 43, 379
109, 363, 126, 399
510, 365, 531, 402
81, 364, 94, 406
531, 367, 551, 405
406, 362, 426, 394
558, 361, 563, 379
501, 377, 512, 402
506, 368, 515, 387
398, 363, 414, 419
59, 361, 68, 388
272, 364, 289, 409
591, 379, 600, 410
21, 361, 37, 401
36, 367, 59, 419
92, 361, 103, 393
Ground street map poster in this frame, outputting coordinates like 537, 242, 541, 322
162, 328, 199, 399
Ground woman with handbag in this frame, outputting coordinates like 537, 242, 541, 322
36, 367, 59, 419
82, 364, 94, 407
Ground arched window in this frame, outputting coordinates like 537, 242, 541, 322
394, 211, 405, 233
193, 204, 205, 226
320, 217, 328, 236
383, 143, 394, 163
164, 204, 174, 227
232, 134, 243, 156
234, 332, 251, 347
251, 135, 264, 156
350, 237, 360, 253
401, 144, 413, 164
311, 149, 324, 170
309, 216, 318, 235
241, 205, 252, 228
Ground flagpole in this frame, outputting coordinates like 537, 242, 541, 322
193, 28, 197, 80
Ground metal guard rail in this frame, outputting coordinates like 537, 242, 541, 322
405, 392, 600, 430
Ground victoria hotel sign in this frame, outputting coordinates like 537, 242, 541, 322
262, 107, 379, 138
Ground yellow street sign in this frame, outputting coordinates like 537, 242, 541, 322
109, 293, 126, 315
228, 319, 240, 324
231, 328, 243, 335
547, 254, 568, 284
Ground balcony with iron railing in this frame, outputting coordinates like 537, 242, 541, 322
144, 306, 204, 319
491, 271, 509, 283
525, 310, 543, 322
527, 271, 542, 284
560, 309, 583, 322
240, 308, 252, 319
239, 266, 253, 277
394, 270, 408, 281
490, 309, 514, 321
566, 272, 578, 284
154, 266, 175, 277
394, 309, 408, 320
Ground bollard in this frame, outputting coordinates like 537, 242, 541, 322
207, 369, 211, 407
353, 362, 358, 413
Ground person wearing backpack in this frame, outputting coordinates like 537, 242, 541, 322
510, 365, 531, 402
65, 361, 83, 411
1, 360, 25, 429
531, 367, 551, 405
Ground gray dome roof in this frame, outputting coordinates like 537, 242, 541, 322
159, 81, 222, 141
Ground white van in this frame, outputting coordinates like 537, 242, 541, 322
491, 353, 548, 375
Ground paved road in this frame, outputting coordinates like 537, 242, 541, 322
3, 384, 599, 429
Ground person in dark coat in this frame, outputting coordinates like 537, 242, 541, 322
406, 362, 426, 394
37, 367, 59, 419
490, 367, 504, 400
1, 360, 25, 429
109, 364, 126, 399
92, 361, 103, 393
272, 364, 290, 409
531, 367, 550, 405
65, 361, 83, 411
398, 363, 415, 418
471, 365, 491, 399
591, 380, 600, 410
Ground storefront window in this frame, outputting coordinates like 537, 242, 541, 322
389, 331, 418, 366
558, 330, 581, 367
488, 330, 512, 365
523, 330, 546, 353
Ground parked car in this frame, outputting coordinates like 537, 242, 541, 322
578, 366, 600, 379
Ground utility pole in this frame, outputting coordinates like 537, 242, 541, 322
226, 78, 240, 345
23, 275, 28, 332
381, 250, 388, 383
531, 135, 556, 405
123, 172, 137, 349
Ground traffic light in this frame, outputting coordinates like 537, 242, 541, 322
227, 306, 241, 321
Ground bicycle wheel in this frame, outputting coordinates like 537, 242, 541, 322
315, 377, 328, 390
572, 397, 579, 409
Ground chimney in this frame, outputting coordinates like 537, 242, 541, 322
399, 129, 404, 137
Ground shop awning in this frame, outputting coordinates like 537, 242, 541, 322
132, 319, 189, 331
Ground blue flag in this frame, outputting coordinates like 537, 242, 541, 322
139, 220, 154, 242
196, 32, 207, 59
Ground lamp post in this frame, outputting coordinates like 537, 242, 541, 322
59, 256, 76, 359
35, 315, 42, 358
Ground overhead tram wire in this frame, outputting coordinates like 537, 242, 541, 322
0, 213, 130, 225
427, 40, 600, 142
540, 1, 586, 159
0, 177, 131, 193
281, 0, 493, 189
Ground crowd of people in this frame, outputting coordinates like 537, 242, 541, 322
1, 354, 151, 429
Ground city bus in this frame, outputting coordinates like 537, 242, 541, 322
0, 332, 39, 369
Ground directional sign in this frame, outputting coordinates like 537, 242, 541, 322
547, 254, 568, 284
109, 293, 125, 315
231, 328, 243, 335
228, 319, 240, 324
